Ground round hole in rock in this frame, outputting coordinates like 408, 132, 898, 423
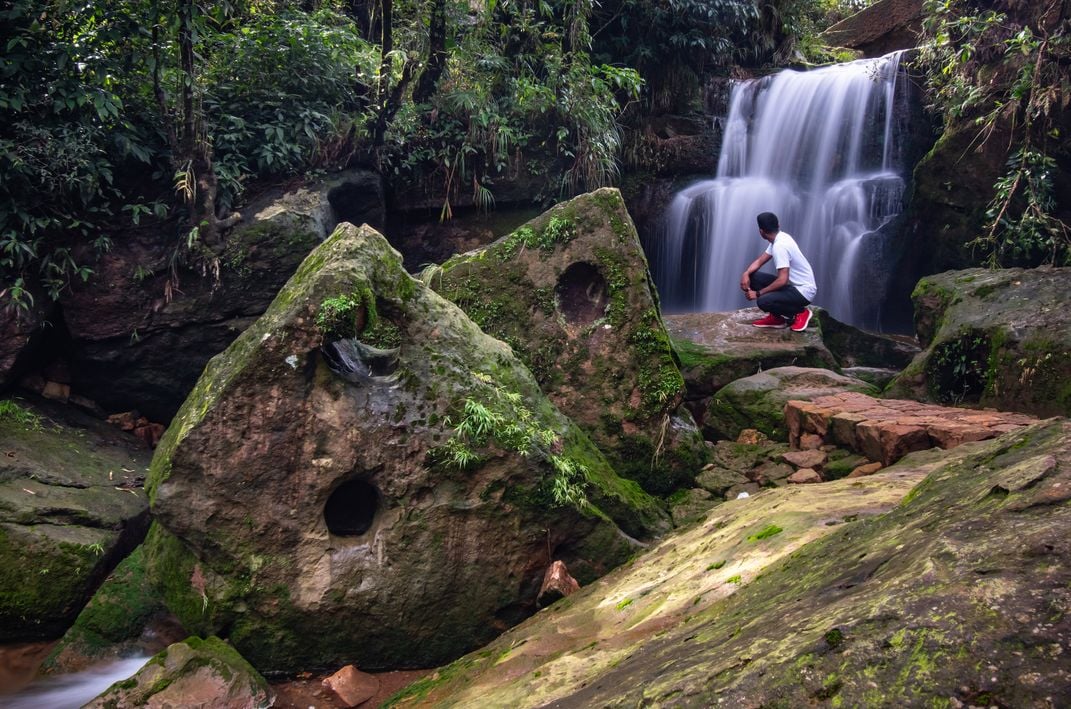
324, 479, 378, 536
556, 262, 609, 325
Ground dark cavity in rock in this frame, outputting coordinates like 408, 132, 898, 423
324, 479, 379, 536
322, 339, 399, 382
556, 262, 609, 325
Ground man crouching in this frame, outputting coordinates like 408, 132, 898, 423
739, 211, 816, 332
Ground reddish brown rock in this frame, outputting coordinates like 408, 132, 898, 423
847, 462, 884, 478
787, 468, 822, 484
323, 665, 380, 707
856, 421, 931, 466
798, 433, 824, 450
538, 560, 582, 608
782, 449, 828, 471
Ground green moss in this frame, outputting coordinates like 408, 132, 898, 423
0, 399, 42, 430
747, 524, 784, 542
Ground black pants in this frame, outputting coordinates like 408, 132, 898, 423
749, 272, 810, 320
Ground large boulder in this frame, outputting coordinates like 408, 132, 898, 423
0, 397, 150, 641
86, 636, 272, 709
56, 169, 383, 422
704, 367, 878, 441
144, 222, 665, 672
428, 188, 707, 495
887, 267, 1071, 416
387, 418, 1071, 707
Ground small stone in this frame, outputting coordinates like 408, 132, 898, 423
736, 428, 769, 445
799, 433, 824, 450
847, 462, 883, 478
537, 560, 581, 607
107, 411, 140, 432
323, 665, 379, 708
41, 381, 70, 402
787, 468, 822, 484
782, 449, 827, 470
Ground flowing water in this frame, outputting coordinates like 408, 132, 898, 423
0, 656, 147, 708
651, 51, 909, 331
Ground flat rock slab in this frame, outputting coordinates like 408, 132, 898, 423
0, 397, 150, 641
786, 391, 1036, 465
666, 311, 836, 399
388, 419, 1071, 707
388, 466, 927, 707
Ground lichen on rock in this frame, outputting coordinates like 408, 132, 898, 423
143, 222, 666, 672
385, 418, 1071, 707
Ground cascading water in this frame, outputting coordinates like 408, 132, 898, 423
652, 51, 909, 331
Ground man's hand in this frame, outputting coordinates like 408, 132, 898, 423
745, 288, 759, 301
740, 272, 750, 292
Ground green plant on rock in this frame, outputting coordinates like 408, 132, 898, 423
315, 289, 379, 342
917, 0, 1071, 268
0, 399, 42, 430
437, 373, 589, 509
927, 330, 991, 404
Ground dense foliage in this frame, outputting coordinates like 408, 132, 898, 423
917, 0, 1071, 267
0, 0, 860, 311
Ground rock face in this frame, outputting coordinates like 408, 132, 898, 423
0, 398, 150, 641
820, 0, 923, 56
428, 188, 707, 495
387, 419, 1071, 707
704, 366, 877, 441
86, 636, 272, 709
887, 267, 1071, 416
666, 310, 837, 405
0, 289, 50, 389
144, 222, 665, 672
55, 169, 383, 422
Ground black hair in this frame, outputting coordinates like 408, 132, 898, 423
756, 212, 779, 233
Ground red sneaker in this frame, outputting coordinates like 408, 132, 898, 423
752, 313, 788, 329
790, 308, 812, 332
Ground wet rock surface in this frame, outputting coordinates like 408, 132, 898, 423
143, 222, 665, 672
85, 636, 272, 709
887, 266, 1071, 417
429, 188, 707, 495
386, 419, 1071, 707
0, 397, 150, 641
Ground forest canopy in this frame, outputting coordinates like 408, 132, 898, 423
0, 0, 894, 311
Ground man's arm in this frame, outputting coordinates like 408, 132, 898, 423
745, 267, 790, 301
740, 252, 772, 291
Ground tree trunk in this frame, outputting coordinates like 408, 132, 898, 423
178, 0, 220, 247
412, 0, 447, 105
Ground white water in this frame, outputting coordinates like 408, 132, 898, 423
653, 52, 908, 330
0, 656, 148, 709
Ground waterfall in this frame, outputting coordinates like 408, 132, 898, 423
652, 51, 909, 331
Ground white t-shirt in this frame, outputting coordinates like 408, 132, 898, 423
764, 231, 817, 301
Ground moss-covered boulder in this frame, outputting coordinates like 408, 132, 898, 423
705, 366, 878, 441
427, 188, 707, 495
85, 636, 272, 709
887, 266, 1071, 416
0, 398, 151, 642
42, 545, 175, 673
144, 222, 666, 673
58, 170, 383, 422
386, 418, 1071, 707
